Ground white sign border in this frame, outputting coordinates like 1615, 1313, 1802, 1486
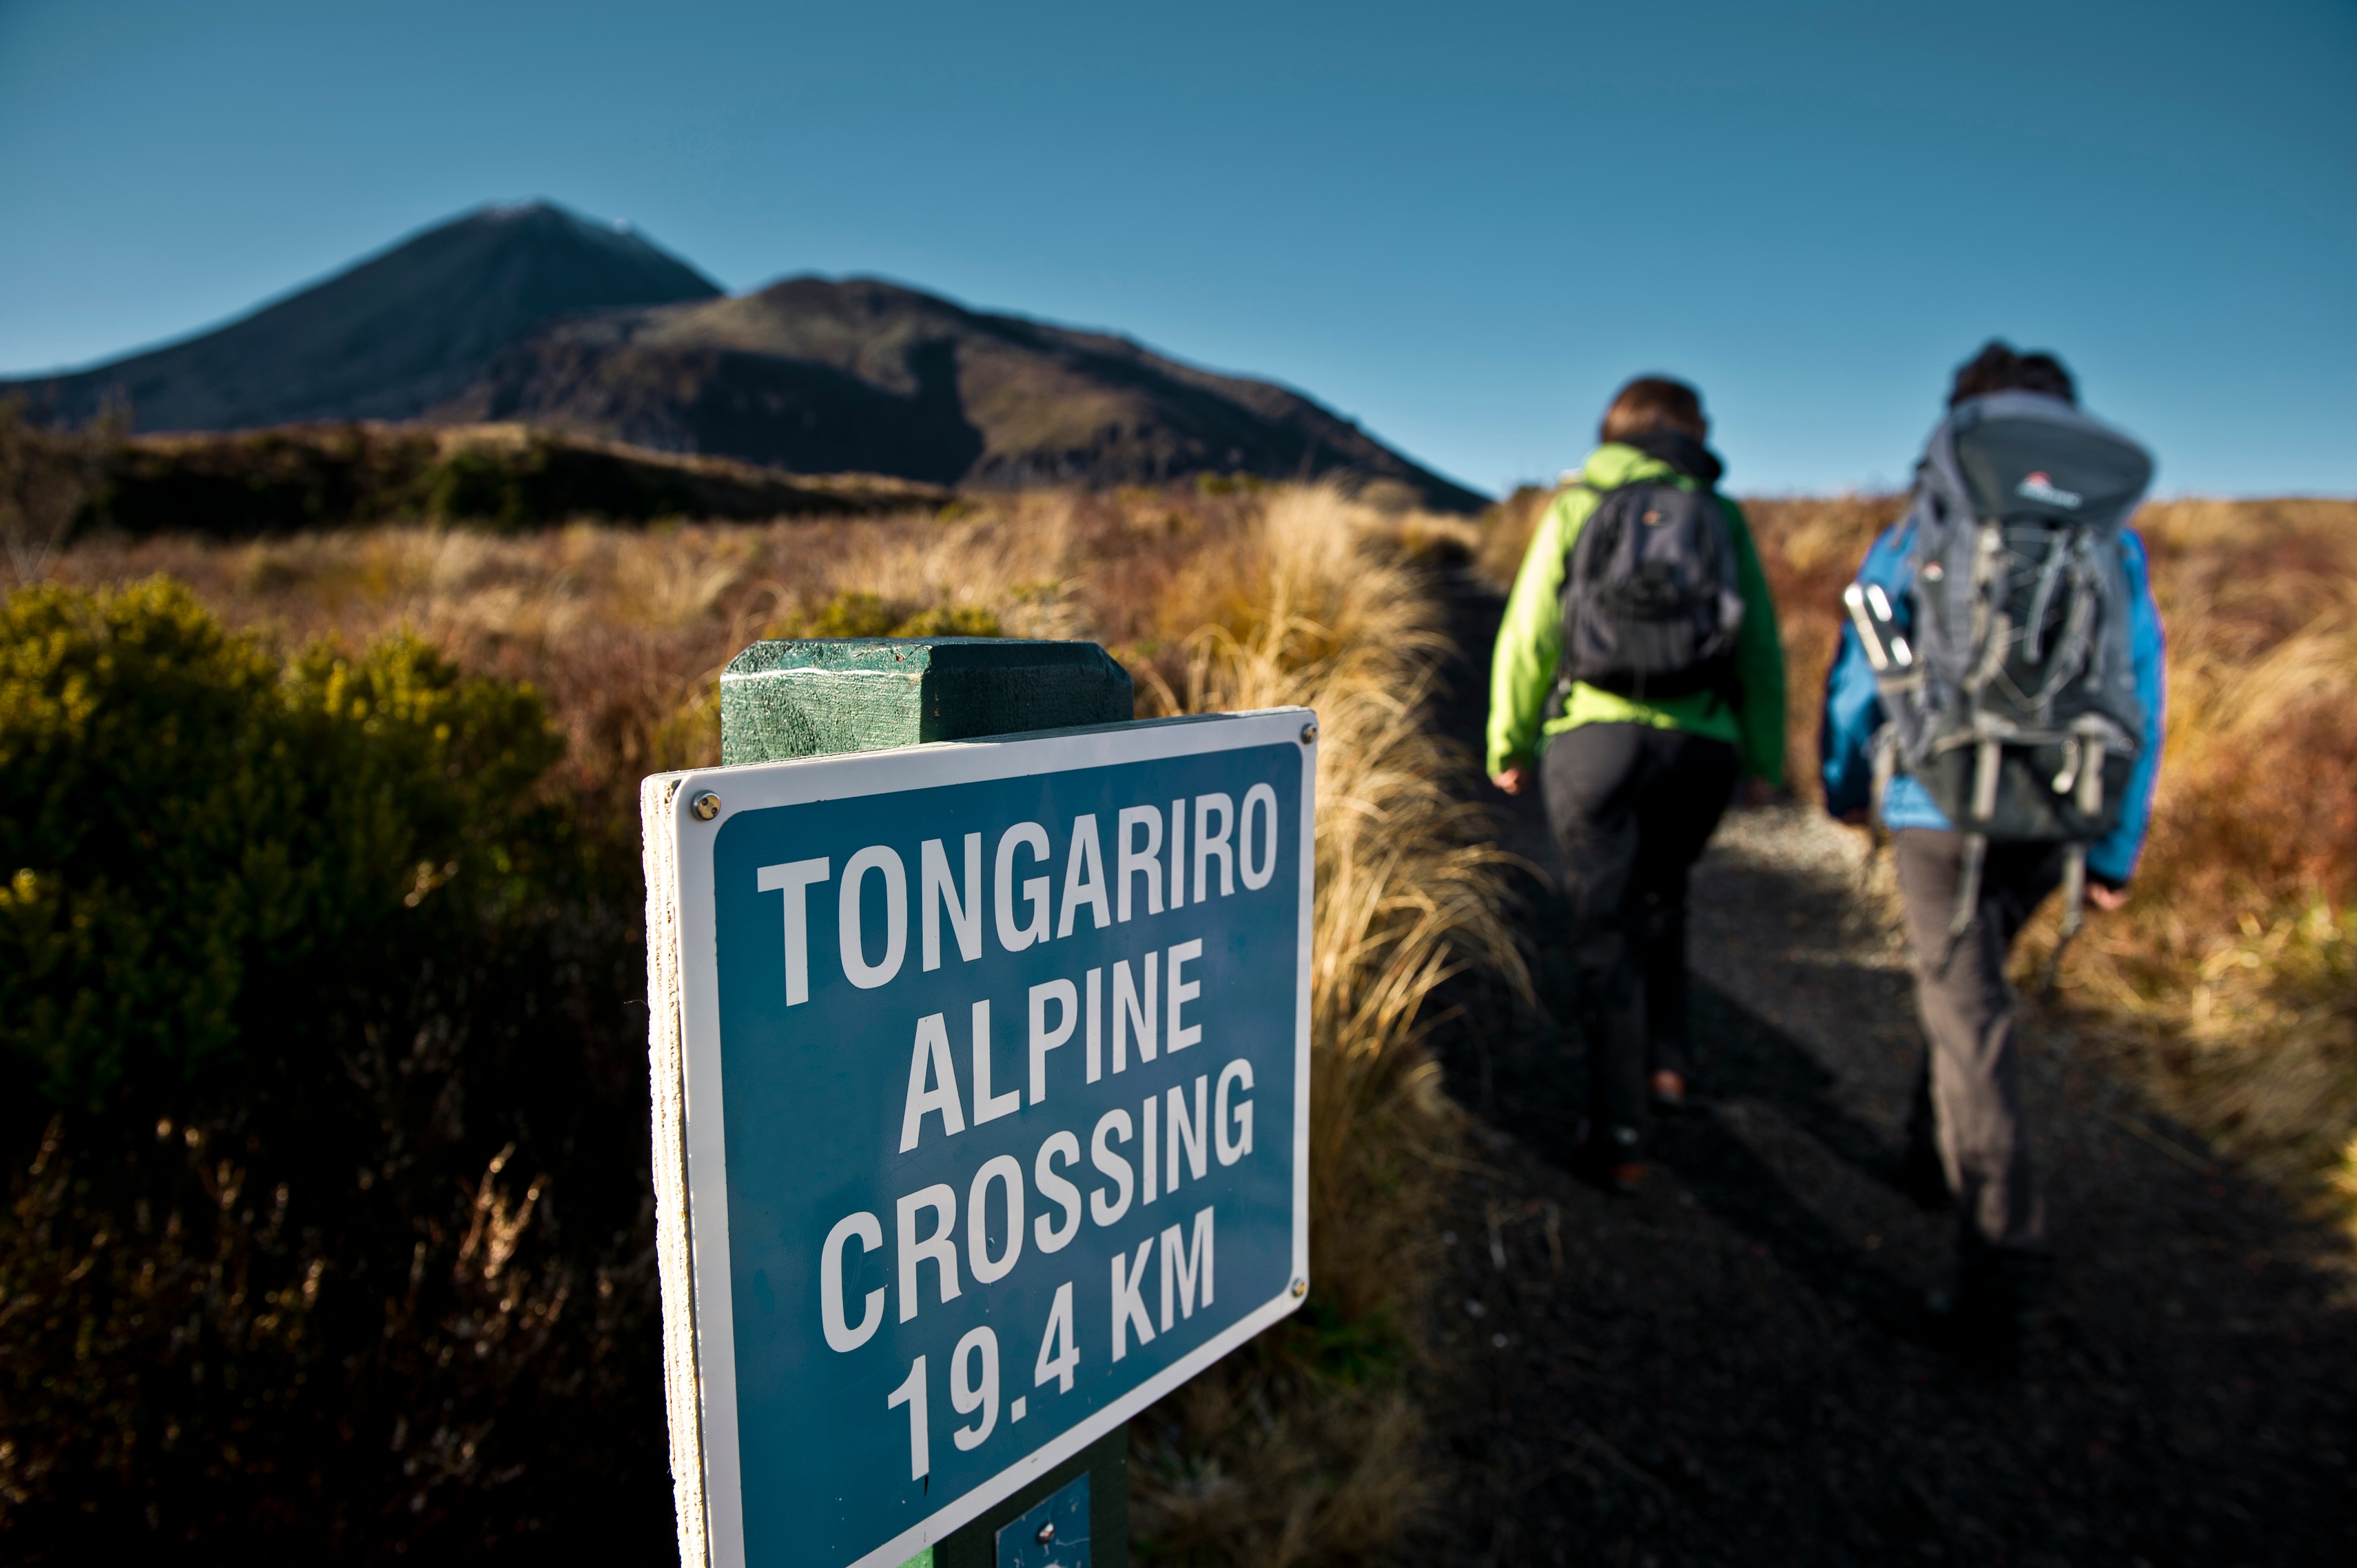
655, 708, 1317, 1568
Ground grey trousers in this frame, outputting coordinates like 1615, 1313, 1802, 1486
1893, 829, 2064, 1257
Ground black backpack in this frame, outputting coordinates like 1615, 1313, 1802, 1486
1850, 391, 2155, 973
1558, 478, 1746, 701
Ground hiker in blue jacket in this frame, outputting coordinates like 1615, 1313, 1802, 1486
1820, 342, 2166, 1353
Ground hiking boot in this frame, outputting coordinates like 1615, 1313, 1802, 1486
1576, 1121, 1646, 1195
1896, 1135, 1954, 1212
1928, 1246, 2054, 1365
1926, 1285, 2021, 1365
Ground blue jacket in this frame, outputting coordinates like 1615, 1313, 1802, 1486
1819, 517, 2167, 885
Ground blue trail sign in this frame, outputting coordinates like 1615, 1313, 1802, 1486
643, 711, 1315, 1568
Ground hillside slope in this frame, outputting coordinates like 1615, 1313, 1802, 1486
2, 203, 721, 431
434, 276, 1486, 509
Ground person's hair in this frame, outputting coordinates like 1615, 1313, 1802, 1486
1948, 340, 2076, 408
1598, 376, 1707, 443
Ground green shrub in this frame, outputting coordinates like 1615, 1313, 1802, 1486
1192, 470, 1266, 499
0, 579, 559, 1106
790, 588, 899, 637
0, 580, 667, 1558
780, 589, 1005, 639
422, 447, 532, 527
893, 603, 1004, 637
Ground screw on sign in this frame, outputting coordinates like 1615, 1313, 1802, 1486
643, 638, 1313, 1568
995, 1471, 1090, 1567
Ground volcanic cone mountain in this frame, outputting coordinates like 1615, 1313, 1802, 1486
5, 203, 722, 432
5, 202, 1482, 510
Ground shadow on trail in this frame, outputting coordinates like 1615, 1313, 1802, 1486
1659, 983, 1939, 1343
1461, 904, 1940, 1343
1425, 896, 2357, 1566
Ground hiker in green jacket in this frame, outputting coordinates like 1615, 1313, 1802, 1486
1488, 376, 1786, 1191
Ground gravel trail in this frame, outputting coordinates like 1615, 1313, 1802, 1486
1415, 573, 2357, 1567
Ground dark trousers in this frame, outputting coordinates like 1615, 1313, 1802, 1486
1893, 829, 2063, 1258
1541, 723, 1738, 1152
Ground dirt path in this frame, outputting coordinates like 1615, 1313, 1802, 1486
1413, 573, 2357, 1566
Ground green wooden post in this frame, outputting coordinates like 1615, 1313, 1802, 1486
717, 634, 1135, 1568
719, 637, 1135, 764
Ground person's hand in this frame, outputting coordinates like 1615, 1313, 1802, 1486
2088, 883, 2129, 913
1492, 766, 1527, 797
1740, 778, 1777, 809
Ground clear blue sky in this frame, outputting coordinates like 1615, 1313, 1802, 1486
3, 0, 2351, 497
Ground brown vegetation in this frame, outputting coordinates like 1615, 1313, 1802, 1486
33, 483, 1521, 1563
1471, 483, 1555, 593
1, 395, 129, 583
2, 579, 663, 1555
2063, 500, 2357, 1197
25, 420, 955, 543
47, 488, 1257, 843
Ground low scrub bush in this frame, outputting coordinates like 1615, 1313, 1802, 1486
0, 581, 666, 1558
0, 418, 950, 544
771, 589, 1004, 639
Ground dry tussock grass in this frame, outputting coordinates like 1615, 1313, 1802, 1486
1735, 494, 1911, 786
51, 482, 1525, 1565
1472, 484, 1555, 590
1124, 486, 1527, 1565
52, 493, 1256, 845
2060, 499, 2357, 1198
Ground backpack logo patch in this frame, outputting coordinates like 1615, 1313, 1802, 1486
2016, 471, 2083, 509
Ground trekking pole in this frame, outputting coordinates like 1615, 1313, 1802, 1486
2041, 845, 2085, 993
2040, 736, 2107, 994
1936, 738, 2001, 978
1846, 586, 1911, 880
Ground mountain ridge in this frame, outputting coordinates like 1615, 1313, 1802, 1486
4, 202, 1484, 511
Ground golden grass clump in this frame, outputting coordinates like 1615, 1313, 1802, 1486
1735, 493, 1910, 789
2059, 499, 2357, 1198
1125, 486, 1528, 1565
1471, 483, 1555, 591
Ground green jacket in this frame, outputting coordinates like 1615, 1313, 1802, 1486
1486, 442, 1786, 783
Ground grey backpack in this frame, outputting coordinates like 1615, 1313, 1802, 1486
1849, 391, 2154, 970
1559, 480, 1746, 701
